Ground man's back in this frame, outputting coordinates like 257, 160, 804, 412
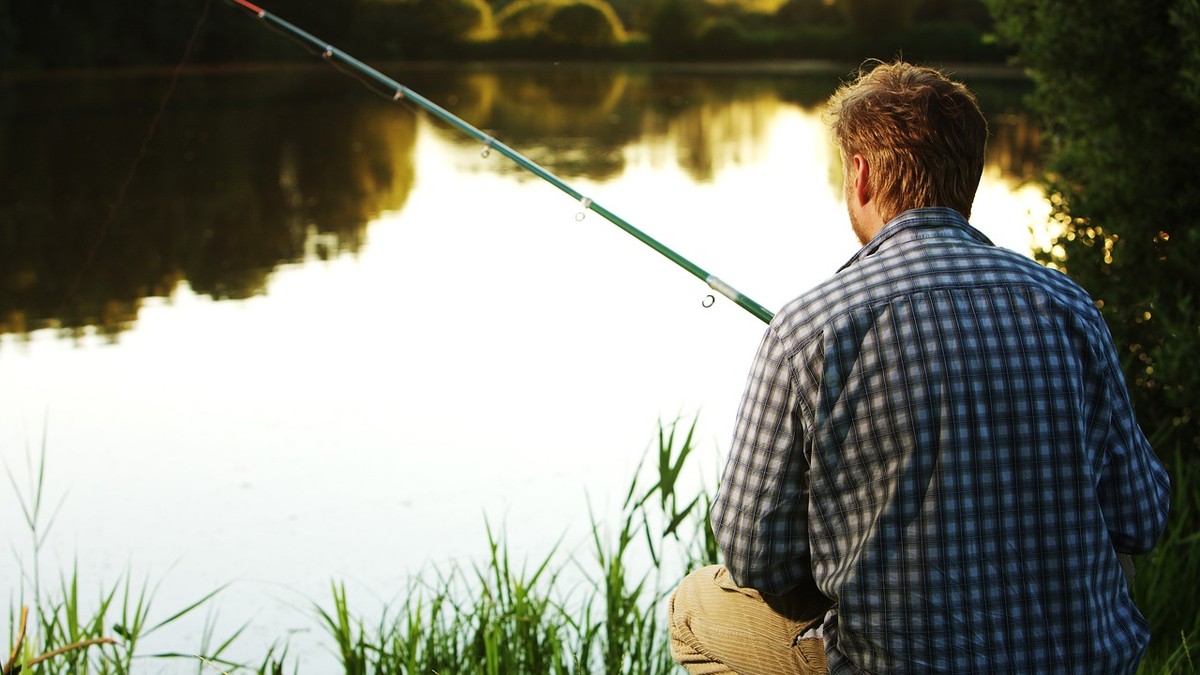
672, 63, 1170, 675
712, 208, 1170, 673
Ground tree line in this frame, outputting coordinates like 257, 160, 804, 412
1, 0, 1003, 71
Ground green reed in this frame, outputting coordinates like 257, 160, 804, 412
3, 439, 238, 675
1134, 441, 1200, 674
306, 416, 1198, 675
8, 416, 1194, 674
307, 415, 712, 675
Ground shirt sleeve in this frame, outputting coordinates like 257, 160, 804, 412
711, 324, 815, 593
1096, 339, 1171, 555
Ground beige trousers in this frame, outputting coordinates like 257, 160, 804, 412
668, 565, 832, 675
670, 556, 1136, 675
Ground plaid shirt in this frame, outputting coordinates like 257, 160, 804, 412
712, 208, 1170, 673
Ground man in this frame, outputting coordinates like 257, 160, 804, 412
668, 61, 1171, 674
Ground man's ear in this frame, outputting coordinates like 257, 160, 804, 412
851, 153, 871, 207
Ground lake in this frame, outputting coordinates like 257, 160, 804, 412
0, 62, 1047, 670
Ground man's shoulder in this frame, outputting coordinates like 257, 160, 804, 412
770, 238, 1101, 347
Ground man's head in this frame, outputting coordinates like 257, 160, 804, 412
826, 61, 988, 242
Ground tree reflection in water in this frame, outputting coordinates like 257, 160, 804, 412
0, 64, 1037, 341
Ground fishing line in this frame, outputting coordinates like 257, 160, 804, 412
57, 0, 214, 321
229, 0, 775, 324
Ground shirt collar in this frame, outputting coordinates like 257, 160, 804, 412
837, 207, 995, 273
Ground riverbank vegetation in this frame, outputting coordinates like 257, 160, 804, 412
6, 419, 1197, 673
1, 0, 1008, 72
4, 418, 718, 674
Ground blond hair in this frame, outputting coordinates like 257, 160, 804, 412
826, 61, 988, 220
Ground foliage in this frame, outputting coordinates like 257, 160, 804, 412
353, 0, 494, 57
407, 0, 496, 42
912, 0, 993, 28
1131, 444, 1200, 673
3, 441, 239, 674
305, 416, 715, 674
0, 0, 1017, 67
878, 20, 1010, 63
0, 3, 13, 71
638, 0, 1002, 62
694, 17, 752, 55
984, 0, 1200, 666
647, 0, 705, 57
7, 416, 1196, 672
598, 0, 658, 35
494, 0, 628, 46
774, 0, 845, 28
276, 416, 1194, 674
835, 0, 925, 37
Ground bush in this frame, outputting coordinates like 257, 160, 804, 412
647, 0, 704, 58
838, 0, 924, 38
879, 21, 1010, 63
774, 0, 844, 28
495, 0, 627, 46
694, 17, 751, 57
355, 0, 494, 58
411, 0, 496, 41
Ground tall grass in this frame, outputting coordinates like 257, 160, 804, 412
1134, 441, 1200, 674
309, 415, 713, 675
306, 417, 1198, 675
7, 417, 1195, 673
3, 438, 240, 675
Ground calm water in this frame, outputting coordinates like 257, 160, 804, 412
1, 63, 1045, 668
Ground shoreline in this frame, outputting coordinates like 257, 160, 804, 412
0, 58, 1027, 83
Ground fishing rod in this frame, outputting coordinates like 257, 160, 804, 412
228, 0, 775, 324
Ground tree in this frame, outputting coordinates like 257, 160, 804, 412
546, 2, 626, 45
647, 0, 704, 57
495, 0, 627, 46
834, 0, 925, 38
913, 0, 992, 28
774, 0, 844, 27
410, 0, 496, 41
0, 1, 16, 70
695, 17, 751, 56
604, 0, 658, 35
353, 0, 494, 58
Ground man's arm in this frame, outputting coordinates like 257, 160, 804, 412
1095, 328, 1171, 555
711, 325, 815, 594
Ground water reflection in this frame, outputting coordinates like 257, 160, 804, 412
0, 70, 416, 340
0, 65, 1039, 341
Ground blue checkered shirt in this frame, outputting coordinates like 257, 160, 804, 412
712, 208, 1170, 673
